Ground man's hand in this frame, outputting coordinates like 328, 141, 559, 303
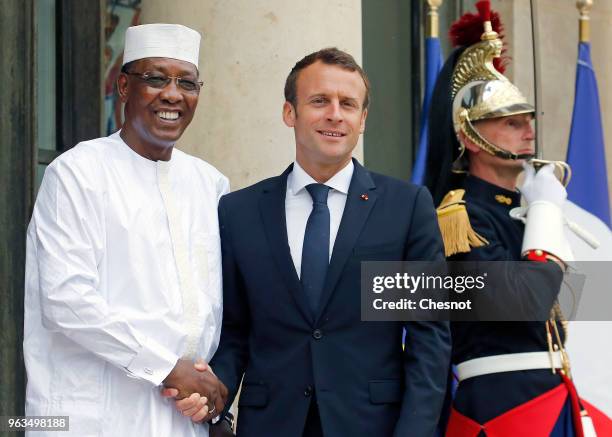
162, 391, 212, 422
519, 162, 574, 263
161, 359, 228, 422
521, 163, 567, 207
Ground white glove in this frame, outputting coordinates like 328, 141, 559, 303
519, 162, 574, 262
520, 163, 567, 207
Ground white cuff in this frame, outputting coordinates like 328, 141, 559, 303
522, 200, 574, 262
125, 336, 179, 385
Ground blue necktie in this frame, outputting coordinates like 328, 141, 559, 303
301, 183, 331, 315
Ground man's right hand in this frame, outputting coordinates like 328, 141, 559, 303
521, 163, 567, 207
162, 359, 227, 413
519, 162, 574, 263
162, 359, 228, 422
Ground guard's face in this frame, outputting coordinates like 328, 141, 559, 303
474, 113, 535, 169
283, 61, 367, 170
118, 57, 199, 149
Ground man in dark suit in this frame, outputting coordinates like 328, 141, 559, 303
178, 47, 450, 437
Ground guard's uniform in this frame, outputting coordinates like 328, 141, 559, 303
422, 2, 612, 435
442, 176, 611, 436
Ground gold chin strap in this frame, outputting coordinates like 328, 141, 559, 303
457, 110, 573, 188
458, 109, 536, 161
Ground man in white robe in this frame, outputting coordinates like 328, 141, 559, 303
24, 23, 227, 436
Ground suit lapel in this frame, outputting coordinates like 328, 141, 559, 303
259, 164, 314, 325
315, 160, 378, 324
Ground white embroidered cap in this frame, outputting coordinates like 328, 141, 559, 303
122, 23, 201, 67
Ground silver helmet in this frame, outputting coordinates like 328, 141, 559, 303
450, 19, 535, 171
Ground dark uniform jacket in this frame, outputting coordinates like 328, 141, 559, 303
450, 175, 565, 424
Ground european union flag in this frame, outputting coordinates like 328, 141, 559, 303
566, 42, 611, 228
411, 36, 443, 184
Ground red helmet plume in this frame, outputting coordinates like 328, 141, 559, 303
449, 0, 507, 73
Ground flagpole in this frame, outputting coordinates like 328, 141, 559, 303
411, 0, 443, 184
426, 0, 442, 38
577, 0, 592, 43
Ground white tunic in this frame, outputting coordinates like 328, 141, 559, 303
24, 131, 229, 436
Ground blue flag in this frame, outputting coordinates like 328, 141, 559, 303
411, 36, 443, 184
566, 42, 611, 228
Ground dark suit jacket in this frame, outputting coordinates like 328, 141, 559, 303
211, 160, 451, 437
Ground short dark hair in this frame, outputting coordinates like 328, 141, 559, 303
284, 47, 370, 111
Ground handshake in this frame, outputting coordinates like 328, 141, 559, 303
161, 358, 230, 428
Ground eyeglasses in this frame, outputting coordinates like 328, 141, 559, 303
124, 71, 203, 93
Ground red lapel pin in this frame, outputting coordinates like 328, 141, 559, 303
360, 193, 369, 201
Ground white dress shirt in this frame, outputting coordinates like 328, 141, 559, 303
24, 131, 229, 436
285, 160, 353, 278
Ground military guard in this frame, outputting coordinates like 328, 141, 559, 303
424, 1, 612, 435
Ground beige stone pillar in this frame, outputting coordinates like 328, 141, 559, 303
493, 0, 612, 201
140, 0, 363, 190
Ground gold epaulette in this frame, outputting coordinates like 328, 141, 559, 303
436, 189, 488, 257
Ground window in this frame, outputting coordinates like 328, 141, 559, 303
35, 0, 58, 188
34, 0, 104, 190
